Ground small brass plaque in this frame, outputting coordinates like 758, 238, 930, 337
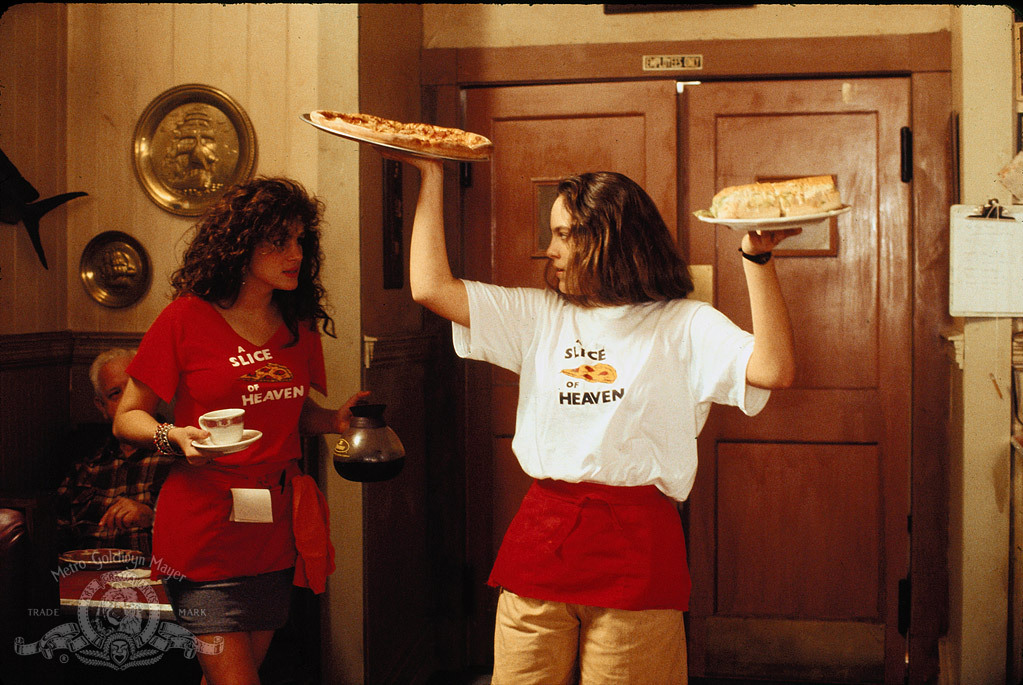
642, 54, 703, 71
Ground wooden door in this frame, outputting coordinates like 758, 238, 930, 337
683, 78, 912, 684
461, 80, 678, 665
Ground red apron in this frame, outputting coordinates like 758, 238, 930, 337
150, 460, 300, 581
488, 479, 691, 611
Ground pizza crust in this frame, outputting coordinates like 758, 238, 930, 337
310, 111, 493, 160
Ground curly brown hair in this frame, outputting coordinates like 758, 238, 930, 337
548, 172, 694, 307
171, 176, 334, 344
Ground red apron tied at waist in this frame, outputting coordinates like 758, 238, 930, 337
151, 460, 303, 581
190, 460, 300, 488
489, 479, 691, 611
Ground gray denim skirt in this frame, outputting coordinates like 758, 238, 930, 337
163, 567, 294, 635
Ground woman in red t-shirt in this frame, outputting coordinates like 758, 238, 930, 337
114, 177, 366, 684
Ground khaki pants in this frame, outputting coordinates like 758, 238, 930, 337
492, 590, 688, 685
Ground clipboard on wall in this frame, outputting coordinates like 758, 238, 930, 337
949, 201, 1023, 316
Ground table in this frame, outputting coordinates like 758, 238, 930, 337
58, 567, 175, 622
16, 567, 203, 682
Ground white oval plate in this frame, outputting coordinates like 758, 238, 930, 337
693, 205, 851, 232
191, 429, 262, 455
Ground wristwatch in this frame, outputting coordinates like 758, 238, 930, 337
739, 248, 772, 265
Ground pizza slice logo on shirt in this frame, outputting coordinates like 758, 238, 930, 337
239, 362, 294, 383
561, 362, 617, 384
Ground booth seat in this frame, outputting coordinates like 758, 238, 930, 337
0, 493, 60, 684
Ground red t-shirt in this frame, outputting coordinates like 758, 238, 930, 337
128, 295, 327, 581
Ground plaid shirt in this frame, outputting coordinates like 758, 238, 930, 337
56, 433, 175, 557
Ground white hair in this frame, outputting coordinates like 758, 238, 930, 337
89, 348, 137, 397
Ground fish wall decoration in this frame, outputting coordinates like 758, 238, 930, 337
0, 147, 87, 269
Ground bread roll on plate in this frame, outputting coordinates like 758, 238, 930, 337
710, 182, 781, 219
710, 175, 842, 219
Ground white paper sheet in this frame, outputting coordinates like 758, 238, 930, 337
949, 205, 1023, 317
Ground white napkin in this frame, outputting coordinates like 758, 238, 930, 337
229, 488, 273, 523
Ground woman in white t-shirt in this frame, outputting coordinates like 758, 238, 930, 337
390, 151, 798, 684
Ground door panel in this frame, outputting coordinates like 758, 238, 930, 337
684, 78, 911, 683
705, 617, 884, 683
715, 112, 880, 389
716, 443, 880, 619
462, 80, 678, 665
491, 115, 649, 289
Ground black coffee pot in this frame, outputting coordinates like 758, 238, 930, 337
332, 403, 405, 482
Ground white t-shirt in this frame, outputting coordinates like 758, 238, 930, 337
452, 280, 770, 502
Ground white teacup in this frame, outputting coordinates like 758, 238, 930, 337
199, 408, 245, 445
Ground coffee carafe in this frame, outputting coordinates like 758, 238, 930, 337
332, 403, 405, 482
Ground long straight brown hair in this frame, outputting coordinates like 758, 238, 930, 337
549, 172, 694, 307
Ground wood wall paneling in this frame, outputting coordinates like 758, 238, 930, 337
0, 333, 72, 492
285, 4, 320, 188
127, 2, 176, 305
0, 331, 143, 492
248, 4, 289, 174
360, 333, 438, 683
908, 70, 954, 685
0, 4, 69, 335
359, 4, 425, 338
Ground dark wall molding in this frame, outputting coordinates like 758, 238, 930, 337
422, 31, 951, 87
0, 331, 145, 370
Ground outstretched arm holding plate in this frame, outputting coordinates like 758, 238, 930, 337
740, 227, 801, 389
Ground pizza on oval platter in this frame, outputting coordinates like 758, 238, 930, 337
307, 110, 493, 161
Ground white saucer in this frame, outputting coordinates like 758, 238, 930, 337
192, 429, 262, 455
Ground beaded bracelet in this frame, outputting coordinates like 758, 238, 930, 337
154, 423, 183, 455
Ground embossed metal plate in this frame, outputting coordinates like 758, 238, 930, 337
133, 84, 257, 216
79, 231, 151, 308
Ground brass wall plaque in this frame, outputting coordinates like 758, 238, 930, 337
133, 84, 257, 216
79, 231, 151, 308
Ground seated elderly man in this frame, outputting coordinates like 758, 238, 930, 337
56, 348, 175, 557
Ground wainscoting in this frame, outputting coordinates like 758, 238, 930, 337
0, 330, 143, 493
